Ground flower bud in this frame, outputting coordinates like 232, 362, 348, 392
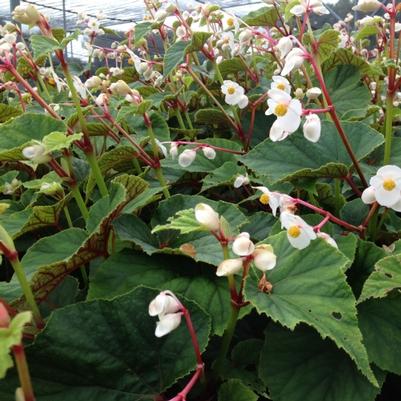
85, 76, 102, 89
352, 0, 381, 12
233, 174, 249, 188
232, 232, 255, 256
294, 88, 304, 99
361, 186, 376, 204
317, 232, 338, 248
40, 182, 63, 195
178, 149, 197, 168
195, 203, 220, 231
306, 87, 322, 99
149, 292, 181, 317
155, 312, 182, 337
15, 388, 25, 401
110, 80, 131, 96
303, 114, 321, 143
202, 146, 216, 160
253, 244, 277, 271
22, 143, 51, 164
0, 303, 10, 328
169, 142, 178, 159
12, 5, 41, 26
216, 258, 243, 276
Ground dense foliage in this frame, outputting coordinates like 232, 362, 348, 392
0, 0, 401, 400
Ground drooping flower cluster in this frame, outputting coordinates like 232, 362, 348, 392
148, 291, 182, 337
362, 165, 401, 211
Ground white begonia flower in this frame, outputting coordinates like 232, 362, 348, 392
266, 89, 302, 133
202, 146, 216, 160
279, 194, 296, 213
290, 0, 329, 16
12, 4, 41, 26
352, 0, 381, 12
281, 48, 306, 76
85, 76, 102, 89
195, 203, 220, 231
280, 212, 317, 249
221, 80, 249, 109
269, 120, 291, 142
225, 15, 240, 32
109, 67, 124, 77
155, 313, 182, 337
271, 76, 291, 94
254, 186, 281, 216
239, 29, 253, 44
232, 232, 255, 256
178, 149, 197, 168
148, 292, 181, 317
275, 37, 293, 59
169, 142, 178, 159
233, 174, 250, 188
367, 165, 401, 209
109, 80, 131, 96
95, 93, 108, 107
253, 244, 277, 271
22, 143, 51, 164
306, 87, 322, 99
361, 186, 376, 204
216, 258, 243, 276
303, 113, 321, 143
154, 8, 168, 22
316, 232, 338, 249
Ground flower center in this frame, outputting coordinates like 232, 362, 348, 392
274, 103, 288, 117
259, 193, 270, 205
227, 86, 236, 95
288, 225, 301, 238
383, 178, 396, 191
276, 83, 286, 91
227, 17, 234, 26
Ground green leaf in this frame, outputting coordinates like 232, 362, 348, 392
88, 251, 229, 336
315, 29, 340, 61
324, 65, 371, 119
241, 121, 383, 183
0, 104, 21, 123
0, 287, 211, 400
188, 32, 212, 52
195, 108, 231, 125
217, 58, 244, 78
218, 379, 258, 401
163, 40, 190, 76
259, 323, 384, 401
244, 232, 376, 385
358, 253, 401, 302
201, 161, 243, 192
152, 208, 202, 235
358, 294, 401, 375
0, 113, 66, 161
355, 24, 379, 40
30, 35, 62, 58
42, 131, 83, 152
243, 6, 278, 26
134, 21, 154, 43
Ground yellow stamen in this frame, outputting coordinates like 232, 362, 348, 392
47, 77, 56, 86
274, 103, 288, 117
227, 86, 236, 95
259, 193, 270, 205
288, 226, 301, 238
276, 83, 286, 90
383, 178, 396, 191
227, 18, 234, 26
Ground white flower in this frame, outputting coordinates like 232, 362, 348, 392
85, 76, 102, 89
353, 0, 381, 12
221, 80, 249, 108
109, 67, 124, 77
280, 212, 317, 249
306, 87, 322, 99
149, 292, 181, 317
178, 149, 197, 168
202, 147, 216, 160
275, 37, 293, 59
281, 48, 306, 76
195, 203, 220, 231
269, 120, 291, 142
22, 143, 51, 164
365, 165, 401, 209
303, 113, 321, 143
110, 80, 131, 96
232, 232, 255, 256
72, 76, 87, 99
271, 76, 291, 94
216, 258, 243, 276
239, 29, 253, 44
155, 313, 182, 337
12, 5, 40, 26
3, 178, 21, 195
266, 89, 302, 133
4, 33, 16, 45
233, 174, 249, 188
254, 186, 281, 216
361, 186, 376, 204
95, 93, 108, 107
253, 244, 277, 271
290, 0, 329, 16
317, 232, 338, 248
225, 15, 240, 32
154, 9, 168, 22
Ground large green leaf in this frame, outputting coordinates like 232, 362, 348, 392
240, 121, 383, 183
30, 35, 62, 58
243, 232, 376, 385
163, 40, 190, 76
88, 250, 230, 336
0, 287, 211, 400
0, 113, 66, 161
218, 379, 258, 401
358, 294, 401, 375
358, 253, 401, 302
259, 323, 384, 401
243, 6, 278, 26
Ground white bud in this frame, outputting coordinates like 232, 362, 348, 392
303, 114, 321, 143
202, 146, 216, 160
95, 93, 108, 107
294, 88, 304, 99
361, 186, 376, 204
15, 387, 25, 401
216, 258, 243, 276
22, 144, 50, 164
195, 203, 220, 231
169, 142, 178, 159
149, 292, 181, 317
178, 149, 196, 168
352, 0, 381, 12
155, 313, 182, 337
85, 76, 102, 89
233, 174, 249, 189
40, 182, 62, 195
232, 232, 255, 256
12, 5, 40, 26
253, 245, 277, 271
316, 232, 338, 248
306, 87, 322, 99
110, 80, 131, 96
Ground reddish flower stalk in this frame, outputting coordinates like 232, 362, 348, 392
13, 344, 36, 401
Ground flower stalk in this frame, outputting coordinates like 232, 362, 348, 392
13, 344, 36, 401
